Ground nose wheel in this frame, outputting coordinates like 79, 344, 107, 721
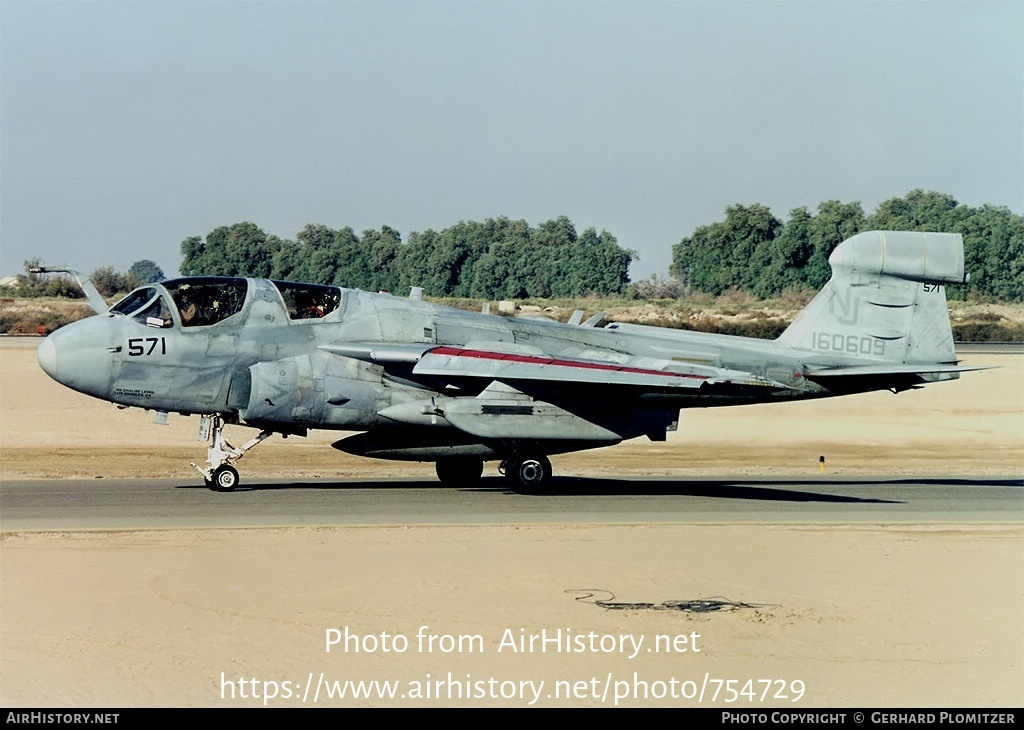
192, 415, 272, 491
207, 464, 240, 492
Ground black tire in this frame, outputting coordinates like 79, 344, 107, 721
435, 458, 484, 486
504, 454, 551, 492
212, 465, 240, 492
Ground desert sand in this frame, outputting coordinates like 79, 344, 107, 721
1, 338, 1021, 707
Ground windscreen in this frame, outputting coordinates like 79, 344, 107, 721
110, 287, 174, 328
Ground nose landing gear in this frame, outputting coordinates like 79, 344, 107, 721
191, 415, 273, 491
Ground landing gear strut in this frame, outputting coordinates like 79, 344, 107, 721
191, 415, 272, 491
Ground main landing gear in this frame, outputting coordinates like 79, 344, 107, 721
191, 415, 272, 491
435, 457, 484, 486
433, 453, 553, 492
501, 454, 552, 492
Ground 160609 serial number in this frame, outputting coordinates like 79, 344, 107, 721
812, 332, 886, 357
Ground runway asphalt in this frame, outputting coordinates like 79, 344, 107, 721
1, 474, 1020, 530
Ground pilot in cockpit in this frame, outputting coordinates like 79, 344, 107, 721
178, 292, 198, 325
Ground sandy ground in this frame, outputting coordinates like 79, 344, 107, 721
1, 338, 1022, 707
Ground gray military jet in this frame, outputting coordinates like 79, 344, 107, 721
35, 230, 984, 491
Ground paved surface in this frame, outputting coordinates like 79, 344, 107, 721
1, 474, 1020, 530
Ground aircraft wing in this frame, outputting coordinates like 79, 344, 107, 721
373, 345, 792, 442
413, 345, 791, 393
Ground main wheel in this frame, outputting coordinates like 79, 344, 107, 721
211, 464, 240, 492
505, 454, 552, 492
435, 458, 484, 486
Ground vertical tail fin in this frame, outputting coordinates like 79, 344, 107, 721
778, 231, 966, 364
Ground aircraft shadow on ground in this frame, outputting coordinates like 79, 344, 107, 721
470, 477, 903, 502
167, 475, 1024, 503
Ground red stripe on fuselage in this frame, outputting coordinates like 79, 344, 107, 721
428, 346, 709, 380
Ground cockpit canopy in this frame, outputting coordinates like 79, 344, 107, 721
110, 278, 248, 328
164, 278, 248, 327
272, 280, 341, 320
110, 277, 342, 328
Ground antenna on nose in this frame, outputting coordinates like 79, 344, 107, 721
28, 266, 109, 314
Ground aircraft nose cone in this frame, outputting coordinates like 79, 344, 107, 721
36, 318, 115, 399
37, 337, 58, 379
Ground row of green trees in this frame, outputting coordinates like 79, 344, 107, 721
670, 190, 1023, 300
16, 190, 1021, 303
180, 216, 634, 299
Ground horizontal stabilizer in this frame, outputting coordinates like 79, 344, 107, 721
805, 363, 993, 378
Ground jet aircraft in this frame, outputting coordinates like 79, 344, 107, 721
35, 230, 985, 491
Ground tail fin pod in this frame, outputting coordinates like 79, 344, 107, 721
778, 231, 967, 364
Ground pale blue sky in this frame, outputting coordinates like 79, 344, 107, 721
2, 0, 1021, 281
